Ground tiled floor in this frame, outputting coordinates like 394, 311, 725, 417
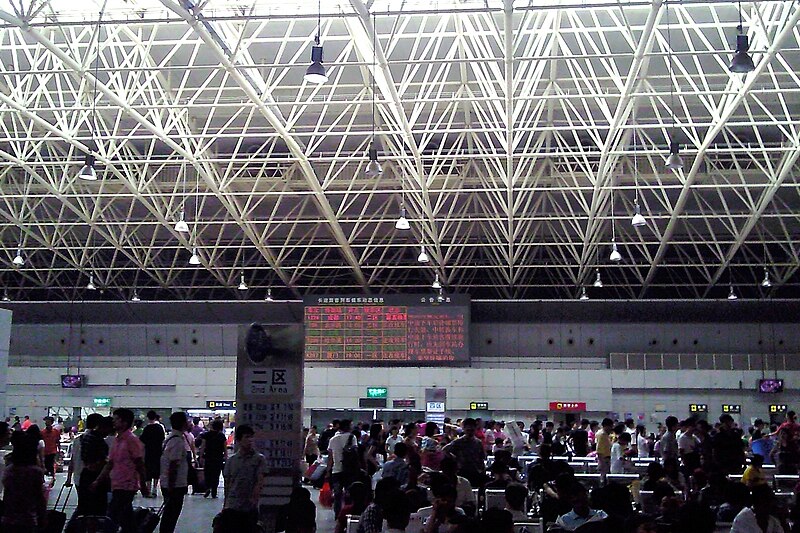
47, 473, 337, 532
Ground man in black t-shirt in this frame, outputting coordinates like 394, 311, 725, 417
568, 419, 590, 458
139, 410, 166, 496
200, 419, 229, 498
318, 420, 339, 455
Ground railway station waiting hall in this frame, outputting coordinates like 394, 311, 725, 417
0, 0, 800, 532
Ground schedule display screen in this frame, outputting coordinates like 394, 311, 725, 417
304, 294, 469, 364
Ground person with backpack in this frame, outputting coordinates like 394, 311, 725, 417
159, 412, 190, 533
327, 419, 362, 518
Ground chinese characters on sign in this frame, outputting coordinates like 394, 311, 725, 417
689, 404, 708, 413
303, 296, 469, 363
770, 404, 788, 414
721, 404, 741, 414
549, 402, 587, 412
236, 324, 304, 519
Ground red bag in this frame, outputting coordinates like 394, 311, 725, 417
319, 481, 334, 508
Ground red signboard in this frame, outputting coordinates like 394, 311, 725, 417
549, 402, 586, 412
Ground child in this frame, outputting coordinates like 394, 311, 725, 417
741, 454, 768, 488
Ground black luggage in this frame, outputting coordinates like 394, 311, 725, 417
44, 483, 73, 533
133, 503, 164, 533
65, 515, 117, 533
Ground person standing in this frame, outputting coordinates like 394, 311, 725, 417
92, 408, 148, 533
441, 418, 486, 488
76, 413, 112, 517
140, 410, 166, 497
594, 418, 613, 483
304, 426, 319, 466
41, 416, 61, 479
223, 424, 269, 529
201, 419, 228, 499
20, 416, 31, 431
327, 419, 359, 517
160, 412, 190, 533
1, 431, 47, 533
0, 421, 11, 517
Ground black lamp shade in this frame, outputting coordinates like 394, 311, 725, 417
730, 34, 755, 73
305, 45, 327, 83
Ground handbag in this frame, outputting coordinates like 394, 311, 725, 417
319, 481, 334, 508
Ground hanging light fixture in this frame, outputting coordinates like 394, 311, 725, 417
86, 275, 97, 291
761, 268, 772, 288
395, 206, 410, 230
78, 13, 102, 181
609, 183, 622, 263
304, 0, 328, 84
593, 269, 603, 288
579, 287, 589, 300
432, 273, 442, 290
729, 0, 755, 73
1, 290, 9, 302
77, 154, 97, 181
365, 12, 383, 178
238, 273, 249, 291
664, 1, 684, 171
727, 285, 738, 300
12, 247, 24, 267
631, 109, 647, 228
189, 248, 201, 266
131, 290, 141, 302
175, 170, 190, 232
175, 210, 189, 233
417, 245, 429, 264
265, 288, 274, 302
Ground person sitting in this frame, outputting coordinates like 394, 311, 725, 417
277, 486, 316, 533
654, 495, 681, 532
438, 456, 476, 517
383, 490, 411, 533
697, 470, 728, 512
480, 508, 514, 533
555, 483, 608, 531
481, 461, 513, 508
716, 481, 750, 522
422, 483, 469, 533
730, 484, 785, 533
357, 477, 398, 533
334, 481, 370, 533
383, 442, 410, 486
539, 472, 576, 526
741, 453, 769, 488
503, 483, 528, 521
526, 443, 573, 492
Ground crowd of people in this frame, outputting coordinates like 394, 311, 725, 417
0, 409, 268, 533
2, 410, 800, 532
301, 412, 800, 532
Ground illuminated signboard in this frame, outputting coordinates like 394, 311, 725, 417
549, 402, 587, 412
367, 387, 388, 399
770, 404, 788, 414
93, 397, 112, 408
722, 404, 741, 414
303, 295, 470, 364
207, 400, 236, 409
359, 397, 387, 408
469, 402, 489, 410
689, 404, 708, 413
392, 399, 416, 409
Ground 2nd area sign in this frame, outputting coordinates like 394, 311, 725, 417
549, 402, 586, 412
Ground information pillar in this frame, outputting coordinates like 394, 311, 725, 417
236, 324, 304, 529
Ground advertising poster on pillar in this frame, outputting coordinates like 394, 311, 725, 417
236, 323, 304, 509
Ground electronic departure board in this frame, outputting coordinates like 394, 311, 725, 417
304, 294, 469, 364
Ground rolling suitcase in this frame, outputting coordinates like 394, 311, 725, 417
133, 502, 164, 533
44, 483, 73, 533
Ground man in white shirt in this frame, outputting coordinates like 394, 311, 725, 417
160, 412, 190, 533
678, 419, 700, 483
730, 485, 784, 533
326, 419, 358, 517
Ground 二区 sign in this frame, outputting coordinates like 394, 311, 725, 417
549, 401, 586, 412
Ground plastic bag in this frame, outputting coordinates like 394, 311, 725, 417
319, 481, 334, 508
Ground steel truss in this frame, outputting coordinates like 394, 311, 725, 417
0, 0, 799, 301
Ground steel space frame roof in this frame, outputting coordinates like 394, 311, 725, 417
0, 0, 799, 301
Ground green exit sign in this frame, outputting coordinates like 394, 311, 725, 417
93, 397, 112, 408
367, 387, 388, 399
